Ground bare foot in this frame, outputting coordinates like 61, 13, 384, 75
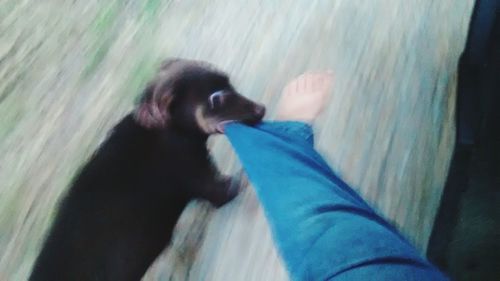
276, 72, 333, 124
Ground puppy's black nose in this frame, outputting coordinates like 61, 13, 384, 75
254, 104, 266, 118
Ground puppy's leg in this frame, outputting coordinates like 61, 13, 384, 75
197, 168, 247, 207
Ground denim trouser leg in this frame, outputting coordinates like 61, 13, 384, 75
225, 122, 447, 281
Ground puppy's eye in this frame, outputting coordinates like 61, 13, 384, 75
209, 91, 226, 109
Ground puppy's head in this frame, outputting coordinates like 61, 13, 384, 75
135, 58, 265, 134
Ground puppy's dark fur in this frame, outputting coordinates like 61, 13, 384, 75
30, 59, 265, 281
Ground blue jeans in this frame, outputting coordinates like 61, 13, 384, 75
225, 122, 448, 281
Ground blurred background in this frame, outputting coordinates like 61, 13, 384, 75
0, 0, 498, 280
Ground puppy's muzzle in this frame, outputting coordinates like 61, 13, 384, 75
215, 103, 266, 133
253, 104, 266, 120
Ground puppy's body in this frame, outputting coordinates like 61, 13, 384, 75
31, 115, 231, 281
30, 59, 265, 281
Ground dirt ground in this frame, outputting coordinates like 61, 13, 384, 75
0, 0, 474, 280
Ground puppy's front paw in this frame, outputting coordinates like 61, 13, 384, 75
228, 169, 249, 195
210, 171, 248, 208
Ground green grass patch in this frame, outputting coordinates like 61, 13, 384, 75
82, 2, 121, 78
92, 1, 121, 35
125, 55, 158, 102
143, 0, 163, 17
82, 37, 114, 78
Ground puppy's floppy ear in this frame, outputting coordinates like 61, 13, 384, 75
159, 58, 182, 70
134, 81, 174, 129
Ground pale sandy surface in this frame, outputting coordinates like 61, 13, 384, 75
0, 0, 474, 280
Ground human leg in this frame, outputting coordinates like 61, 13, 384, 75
224, 73, 447, 280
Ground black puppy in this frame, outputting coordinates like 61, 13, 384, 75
30, 59, 265, 281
